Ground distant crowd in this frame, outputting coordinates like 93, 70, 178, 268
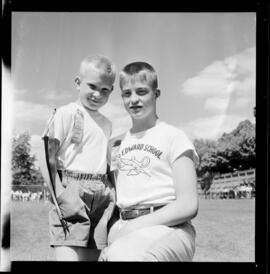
211, 186, 255, 200
11, 190, 50, 201
202, 179, 255, 200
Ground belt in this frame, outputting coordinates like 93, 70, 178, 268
120, 205, 164, 220
62, 170, 108, 181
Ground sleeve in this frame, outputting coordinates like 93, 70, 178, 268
168, 129, 199, 165
51, 107, 74, 145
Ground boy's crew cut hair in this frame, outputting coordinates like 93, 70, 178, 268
119, 62, 158, 90
79, 54, 116, 83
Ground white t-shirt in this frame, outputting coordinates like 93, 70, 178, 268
49, 102, 111, 174
111, 121, 198, 209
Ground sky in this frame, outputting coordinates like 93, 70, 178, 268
4, 12, 256, 172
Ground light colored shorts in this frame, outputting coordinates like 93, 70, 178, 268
49, 172, 115, 249
104, 219, 196, 261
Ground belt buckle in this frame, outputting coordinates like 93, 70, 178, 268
133, 209, 139, 217
120, 210, 126, 220
120, 209, 136, 220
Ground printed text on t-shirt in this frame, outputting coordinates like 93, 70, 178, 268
120, 144, 163, 159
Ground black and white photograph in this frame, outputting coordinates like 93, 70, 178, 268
1, 2, 269, 271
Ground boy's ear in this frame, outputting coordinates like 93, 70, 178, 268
155, 89, 160, 98
75, 76, 81, 87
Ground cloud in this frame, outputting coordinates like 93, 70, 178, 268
181, 61, 235, 99
180, 47, 255, 114
39, 89, 77, 104
11, 99, 53, 135
233, 97, 252, 108
13, 100, 52, 123
2, 66, 54, 134
8, 98, 54, 137
181, 114, 250, 140
204, 97, 230, 113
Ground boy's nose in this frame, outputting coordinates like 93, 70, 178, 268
92, 90, 102, 98
130, 93, 139, 103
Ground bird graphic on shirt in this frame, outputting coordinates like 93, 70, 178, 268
118, 156, 151, 177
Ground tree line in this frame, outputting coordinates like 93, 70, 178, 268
12, 132, 44, 187
193, 119, 255, 192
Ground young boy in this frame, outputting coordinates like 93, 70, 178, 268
101, 62, 199, 261
45, 55, 116, 261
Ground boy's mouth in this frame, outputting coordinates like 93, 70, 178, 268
129, 105, 143, 113
88, 97, 101, 104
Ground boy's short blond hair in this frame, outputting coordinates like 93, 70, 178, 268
119, 62, 158, 90
79, 55, 116, 83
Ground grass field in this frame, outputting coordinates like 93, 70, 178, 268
10, 198, 255, 262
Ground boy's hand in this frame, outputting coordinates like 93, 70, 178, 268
98, 247, 109, 261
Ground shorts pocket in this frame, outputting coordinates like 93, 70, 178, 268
56, 180, 88, 222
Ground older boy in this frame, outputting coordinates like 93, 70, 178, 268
101, 62, 198, 261
45, 55, 116, 261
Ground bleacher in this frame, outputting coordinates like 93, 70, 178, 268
198, 169, 255, 199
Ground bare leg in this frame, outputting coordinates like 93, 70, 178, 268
55, 246, 80, 261
55, 246, 101, 261
78, 248, 101, 261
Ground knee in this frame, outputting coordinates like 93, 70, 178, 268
106, 242, 159, 262
106, 243, 163, 262
141, 252, 159, 262
144, 243, 194, 262
106, 241, 128, 261
55, 246, 80, 261
106, 240, 145, 261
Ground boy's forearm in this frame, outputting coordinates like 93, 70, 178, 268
131, 197, 198, 229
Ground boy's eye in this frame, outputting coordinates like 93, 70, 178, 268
87, 85, 110, 95
101, 88, 110, 94
136, 89, 148, 95
88, 84, 97, 90
122, 91, 131, 97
